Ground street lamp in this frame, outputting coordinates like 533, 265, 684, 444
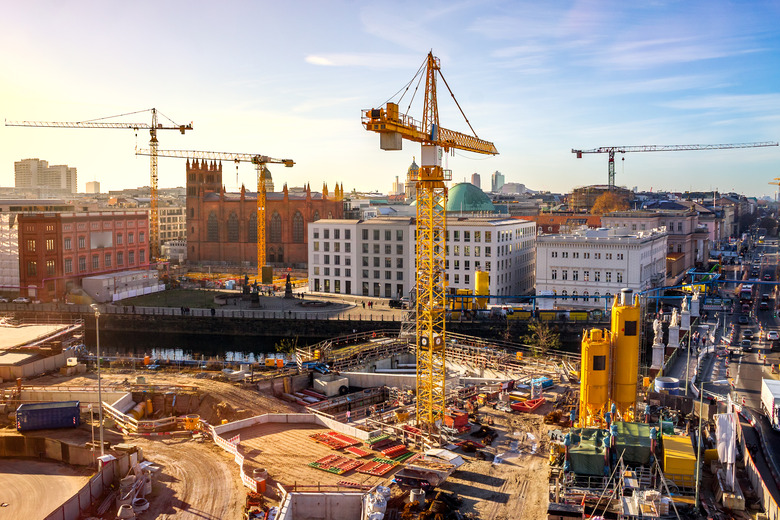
695, 379, 729, 509
90, 303, 104, 457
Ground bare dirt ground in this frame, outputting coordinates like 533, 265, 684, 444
0, 459, 93, 520
437, 405, 554, 520
224, 422, 398, 490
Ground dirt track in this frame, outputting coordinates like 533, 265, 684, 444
0, 459, 93, 520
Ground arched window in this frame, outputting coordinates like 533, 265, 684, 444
189, 207, 194, 218
207, 212, 218, 242
583, 291, 589, 302
268, 247, 275, 263
270, 212, 282, 243
292, 211, 304, 243
248, 212, 257, 243
227, 212, 239, 242
572, 290, 578, 301
312, 210, 320, 222
277, 247, 284, 263
562, 290, 568, 297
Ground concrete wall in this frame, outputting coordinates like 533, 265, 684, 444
43, 457, 119, 520
0, 434, 95, 466
256, 374, 310, 396
0, 348, 76, 380
278, 492, 364, 520
211, 412, 373, 442
342, 371, 416, 390
21, 389, 128, 408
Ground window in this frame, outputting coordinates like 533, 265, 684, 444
465, 274, 470, 285
573, 270, 579, 281
314, 267, 320, 275
606, 271, 612, 283
464, 246, 470, 257
584, 252, 590, 259
485, 247, 491, 257
324, 229, 329, 239
345, 230, 351, 240
454, 274, 459, 284
334, 229, 340, 240
324, 242, 330, 252
454, 246, 460, 256
46, 239, 54, 251
464, 261, 470, 271
227, 212, 239, 242
64, 237, 72, 250
345, 269, 351, 277
140, 250, 145, 263
572, 290, 578, 301
594, 271, 601, 282
485, 231, 492, 242
361, 243, 368, 253
677, 222, 683, 232
584, 291, 589, 302
617, 272, 623, 283
385, 271, 391, 279
464, 231, 470, 242
117, 252, 124, 266
396, 258, 403, 268
314, 242, 320, 252
292, 211, 304, 243
396, 229, 403, 241
562, 270, 568, 281
334, 243, 340, 252
474, 231, 481, 242
78, 257, 86, 272
64, 258, 73, 274
617, 253, 624, 260
362, 269, 368, 278
562, 252, 568, 258
345, 243, 351, 253
270, 212, 282, 242
139, 231, 145, 243
26, 239, 36, 253
373, 230, 380, 241
324, 267, 330, 275
27, 261, 37, 276
92, 255, 99, 269
385, 257, 391, 268
397, 271, 403, 280
129, 233, 134, 244
474, 246, 481, 257
373, 244, 380, 254
594, 253, 601, 260
677, 244, 682, 253
551, 269, 557, 280
78, 236, 86, 249
105, 254, 112, 267
362, 257, 369, 267
584, 270, 590, 281
454, 260, 460, 270
551, 251, 558, 258
362, 229, 368, 240
373, 270, 380, 279
485, 261, 491, 271
593, 355, 606, 371
606, 253, 612, 260
207, 212, 219, 241
373, 257, 380, 267
324, 255, 330, 265
129, 251, 135, 265
385, 244, 392, 254
454, 231, 460, 241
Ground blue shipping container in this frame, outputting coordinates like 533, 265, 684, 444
16, 401, 81, 431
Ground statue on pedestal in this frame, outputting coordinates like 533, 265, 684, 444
670, 308, 679, 328
284, 273, 294, 299
653, 318, 663, 345
681, 296, 689, 313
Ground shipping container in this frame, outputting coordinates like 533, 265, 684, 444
16, 401, 81, 431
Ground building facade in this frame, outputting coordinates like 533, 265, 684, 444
85, 181, 100, 194
15, 158, 77, 194
307, 216, 536, 302
491, 171, 505, 192
17, 210, 150, 301
601, 208, 710, 282
159, 206, 187, 244
535, 227, 667, 308
471, 173, 481, 190
185, 159, 344, 268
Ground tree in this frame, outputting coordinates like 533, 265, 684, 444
522, 319, 561, 357
591, 191, 630, 215
275, 337, 298, 356
758, 216, 778, 236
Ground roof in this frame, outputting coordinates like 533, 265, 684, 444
446, 183, 496, 213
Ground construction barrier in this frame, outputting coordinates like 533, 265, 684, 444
209, 424, 259, 493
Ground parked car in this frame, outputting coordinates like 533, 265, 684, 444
0, 297, 9, 303
12, 297, 30, 304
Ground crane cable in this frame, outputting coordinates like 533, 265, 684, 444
438, 70, 480, 140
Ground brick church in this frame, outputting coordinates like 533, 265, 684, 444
185, 159, 344, 267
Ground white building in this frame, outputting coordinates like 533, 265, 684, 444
15, 158, 77, 194
308, 216, 536, 302
85, 181, 100, 194
159, 206, 187, 243
535, 227, 667, 308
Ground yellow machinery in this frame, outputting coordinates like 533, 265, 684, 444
578, 328, 611, 427
6, 108, 192, 261
610, 289, 641, 421
136, 149, 293, 282
362, 52, 497, 431
475, 270, 489, 310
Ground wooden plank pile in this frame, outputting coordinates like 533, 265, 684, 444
310, 431, 361, 450
309, 454, 364, 475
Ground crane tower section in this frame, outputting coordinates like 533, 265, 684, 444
362, 52, 497, 432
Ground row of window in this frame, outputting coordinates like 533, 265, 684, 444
313, 242, 353, 253
27, 249, 145, 277
313, 228, 352, 240
550, 269, 623, 283
316, 254, 353, 266
206, 210, 314, 243
552, 289, 612, 302
448, 245, 493, 257
550, 251, 624, 260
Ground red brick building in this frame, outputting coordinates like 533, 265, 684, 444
17, 211, 150, 301
185, 159, 344, 267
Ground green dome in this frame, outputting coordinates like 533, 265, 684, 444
446, 182, 495, 213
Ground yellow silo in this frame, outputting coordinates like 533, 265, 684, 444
475, 271, 489, 309
579, 328, 611, 427
610, 289, 640, 421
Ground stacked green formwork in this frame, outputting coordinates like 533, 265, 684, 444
569, 428, 608, 476
612, 422, 652, 465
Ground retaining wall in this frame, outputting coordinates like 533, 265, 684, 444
342, 371, 416, 390
0, 348, 76, 380
743, 438, 780, 519
277, 491, 364, 520
43, 457, 124, 520
0, 434, 94, 466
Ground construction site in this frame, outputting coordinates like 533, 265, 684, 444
2, 51, 777, 520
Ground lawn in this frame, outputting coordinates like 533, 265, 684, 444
119, 289, 234, 308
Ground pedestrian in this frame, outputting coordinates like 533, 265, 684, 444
210, 308, 216, 317
346, 410, 351, 422
362, 301, 365, 309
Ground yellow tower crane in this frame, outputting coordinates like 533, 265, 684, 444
136, 148, 293, 282
769, 178, 780, 203
362, 52, 498, 432
5, 108, 192, 261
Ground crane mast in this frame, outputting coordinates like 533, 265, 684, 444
136, 148, 293, 282
572, 141, 779, 189
6, 108, 192, 261
363, 52, 497, 433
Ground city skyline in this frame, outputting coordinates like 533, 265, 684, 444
1, 1, 779, 196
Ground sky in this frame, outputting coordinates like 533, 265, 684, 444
1, 1, 779, 198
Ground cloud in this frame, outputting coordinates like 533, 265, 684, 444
305, 52, 421, 69
659, 93, 780, 113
